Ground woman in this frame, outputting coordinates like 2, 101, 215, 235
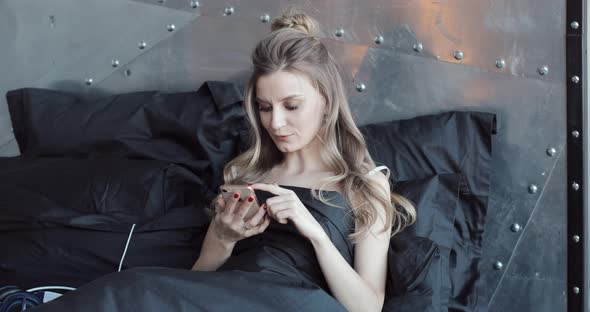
192, 7, 415, 312
35, 7, 415, 312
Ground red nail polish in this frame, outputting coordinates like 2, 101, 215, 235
263, 204, 267, 210
247, 196, 254, 202
247, 183, 253, 186
233, 193, 240, 199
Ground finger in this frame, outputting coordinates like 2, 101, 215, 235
264, 193, 296, 207
255, 215, 272, 234
224, 192, 241, 215
274, 209, 291, 224
234, 195, 255, 220
247, 203, 267, 227
214, 196, 225, 214
249, 183, 292, 195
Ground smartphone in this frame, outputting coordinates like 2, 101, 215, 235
219, 184, 261, 220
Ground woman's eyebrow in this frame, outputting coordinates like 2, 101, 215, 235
256, 94, 305, 104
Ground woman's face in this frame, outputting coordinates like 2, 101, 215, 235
255, 70, 326, 153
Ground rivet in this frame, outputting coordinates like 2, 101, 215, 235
510, 223, 522, 232
85, 78, 93, 86
138, 41, 147, 50
571, 21, 580, 30
157, 0, 165, 3
572, 182, 580, 191
572, 130, 580, 138
260, 14, 270, 23
571, 76, 580, 84
166, 24, 175, 32
335, 28, 344, 37
413, 43, 423, 52
453, 51, 464, 60
496, 59, 505, 69
356, 83, 366, 92
111, 59, 120, 68
573, 287, 580, 294
124, 69, 132, 77
374, 35, 384, 44
546, 147, 556, 157
224, 6, 234, 16
528, 184, 538, 194
493, 261, 503, 270
190, 0, 199, 8
538, 65, 549, 75
572, 235, 580, 243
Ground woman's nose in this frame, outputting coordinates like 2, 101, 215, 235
271, 109, 286, 130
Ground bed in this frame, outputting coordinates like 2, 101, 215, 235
0, 81, 496, 311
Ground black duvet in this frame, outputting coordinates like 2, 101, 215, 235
31, 186, 353, 312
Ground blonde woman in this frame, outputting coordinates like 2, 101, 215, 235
192, 7, 416, 312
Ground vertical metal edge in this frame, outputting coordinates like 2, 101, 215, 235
568, 0, 585, 310
584, 0, 589, 310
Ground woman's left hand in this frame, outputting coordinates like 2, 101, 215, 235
250, 183, 327, 242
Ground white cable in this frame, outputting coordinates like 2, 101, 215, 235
26, 286, 76, 292
118, 223, 136, 272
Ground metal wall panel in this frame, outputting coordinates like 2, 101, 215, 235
0, 0, 571, 310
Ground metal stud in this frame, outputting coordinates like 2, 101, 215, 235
496, 59, 505, 69
571, 21, 580, 30
572, 130, 580, 138
85, 78, 93, 86
493, 261, 503, 270
413, 43, 423, 52
453, 51, 464, 60
572, 182, 580, 191
572, 235, 580, 243
190, 0, 199, 8
571, 76, 580, 84
224, 6, 234, 16
166, 24, 175, 32
538, 66, 549, 75
138, 41, 147, 50
573, 287, 580, 294
546, 147, 556, 157
335, 28, 344, 37
374, 35, 384, 45
157, 0, 165, 3
124, 69, 132, 77
528, 184, 538, 194
356, 83, 366, 92
111, 59, 120, 68
510, 223, 522, 233
260, 14, 270, 23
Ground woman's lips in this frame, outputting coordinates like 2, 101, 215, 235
276, 134, 292, 141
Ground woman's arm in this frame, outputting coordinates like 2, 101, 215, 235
191, 222, 236, 271
309, 172, 391, 312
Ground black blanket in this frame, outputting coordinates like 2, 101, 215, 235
31, 186, 353, 311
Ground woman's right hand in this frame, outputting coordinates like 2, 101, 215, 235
211, 192, 270, 245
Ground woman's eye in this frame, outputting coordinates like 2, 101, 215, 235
258, 106, 271, 112
286, 106, 298, 111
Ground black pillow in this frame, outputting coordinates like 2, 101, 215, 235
360, 111, 497, 312
0, 156, 211, 288
383, 174, 460, 311
5, 81, 249, 200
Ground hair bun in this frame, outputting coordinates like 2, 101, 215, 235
271, 7, 320, 37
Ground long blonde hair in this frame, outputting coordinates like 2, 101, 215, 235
214, 7, 415, 243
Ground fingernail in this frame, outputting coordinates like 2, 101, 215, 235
262, 204, 267, 210
233, 193, 240, 199
247, 182, 254, 186
247, 196, 254, 202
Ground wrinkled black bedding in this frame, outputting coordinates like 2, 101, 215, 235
2, 83, 497, 311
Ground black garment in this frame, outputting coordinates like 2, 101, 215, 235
32, 186, 354, 312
